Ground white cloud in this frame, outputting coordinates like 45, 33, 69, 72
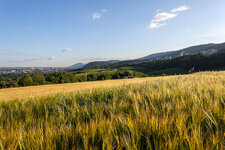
92, 13, 101, 20
92, 9, 107, 20
18, 57, 44, 63
73, 57, 127, 63
148, 5, 189, 29
148, 22, 165, 29
101, 9, 107, 13
6, 56, 45, 63
152, 12, 177, 22
148, 12, 177, 29
62, 48, 72, 52
47, 56, 56, 60
171, 5, 189, 13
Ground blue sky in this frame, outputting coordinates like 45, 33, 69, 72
1, 0, 225, 67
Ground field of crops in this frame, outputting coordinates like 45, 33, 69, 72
0, 76, 173, 102
0, 71, 225, 149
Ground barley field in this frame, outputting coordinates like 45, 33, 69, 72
0, 71, 225, 149
0, 76, 175, 102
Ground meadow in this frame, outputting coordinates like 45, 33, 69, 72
0, 71, 225, 149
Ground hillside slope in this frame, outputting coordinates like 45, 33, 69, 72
68, 63, 86, 69
70, 42, 225, 69
139, 42, 225, 60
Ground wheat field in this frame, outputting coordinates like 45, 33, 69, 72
0, 71, 225, 149
0, 76, 175, 102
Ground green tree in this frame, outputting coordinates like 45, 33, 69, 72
0, 81, 7, 88
19, 74, 33, 86
32, 72, 46, 85
113, 72, 120, 79
87, 74, 98, 81
104, 72, 112, 80
46, 72, 78, 83
8, 81, 19, 88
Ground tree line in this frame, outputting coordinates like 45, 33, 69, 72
0, 70, 146, 89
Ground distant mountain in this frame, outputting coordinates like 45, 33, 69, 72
139, 42, 225, 61
68, 63, 86, 69
83, 60, 120, 68
69, 42, 225, 69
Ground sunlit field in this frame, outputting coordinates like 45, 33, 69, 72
0, 71, 225, 149
0, 76, 174, 102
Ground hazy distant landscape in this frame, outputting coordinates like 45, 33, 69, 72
1, 0, 225, 149
1, 42, 225, 89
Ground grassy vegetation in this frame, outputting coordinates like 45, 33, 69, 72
114, 66, 189, 76
0, 71, 225, 149
71, 68, 108, 75
149, 68, 188, 76
0, 76, 167, 101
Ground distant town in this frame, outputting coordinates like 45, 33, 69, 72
0, 67, 68, 74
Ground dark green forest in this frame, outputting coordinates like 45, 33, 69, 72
108, 50, 225, 75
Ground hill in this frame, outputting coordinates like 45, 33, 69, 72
139, 42, 225, 60
71, 42, 225, 69
100, 49, 225, 76
68, 63, 86, 69
83, 60, 120, 69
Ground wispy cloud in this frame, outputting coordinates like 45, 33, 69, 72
152, 12, 177, 22
171, 5, 189, 13
18, 57, 44, 63
92, 9, 107, 20
47, 56, 56, 60
148, 22, 165, 29
101, 9, 107, 13
0, 52, 26, 56
92, 13, 101, 20
62, 48, 72, 52
1, 56, 57, 65
5, 57, 45, 63
148, 5, 189, 29
73, 57, 127, 63
21, 56, 56, 61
